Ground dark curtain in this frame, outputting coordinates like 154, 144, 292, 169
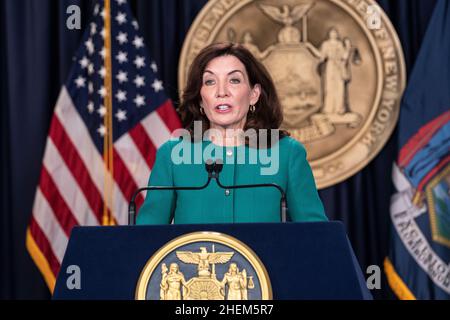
0, 0, 437, 299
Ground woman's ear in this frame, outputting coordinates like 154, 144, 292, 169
250, 83, 261, 105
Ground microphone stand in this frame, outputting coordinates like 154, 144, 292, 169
128, 159, 288, 224
128, 160, 216, 225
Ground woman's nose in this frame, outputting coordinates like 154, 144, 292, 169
215, 81, 229, 98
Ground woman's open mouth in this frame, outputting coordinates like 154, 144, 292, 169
214, 104, 233, 113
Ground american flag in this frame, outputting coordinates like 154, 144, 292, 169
26, 0, 181, 292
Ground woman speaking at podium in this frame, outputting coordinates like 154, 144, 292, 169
137, 43, 327, 224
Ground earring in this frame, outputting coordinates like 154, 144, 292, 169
200, 106, 205, 115
250, 104, 256, 113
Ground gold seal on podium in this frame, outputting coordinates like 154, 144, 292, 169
135, 232, 272, 300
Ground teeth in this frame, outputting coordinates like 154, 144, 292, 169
217, 105, 230, 110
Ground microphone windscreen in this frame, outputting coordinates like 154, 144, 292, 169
214, 158, 224, 173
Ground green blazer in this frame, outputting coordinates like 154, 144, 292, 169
136, 136, 327, 224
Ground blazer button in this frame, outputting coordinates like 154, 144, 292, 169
225, 189, 231, 196
226, 150, 233, 157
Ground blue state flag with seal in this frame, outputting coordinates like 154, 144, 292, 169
384, 0, 450, 300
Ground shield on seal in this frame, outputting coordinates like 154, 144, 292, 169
262, 44, 321, 128
428, 169, 450, 248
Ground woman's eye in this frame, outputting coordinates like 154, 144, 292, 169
230, 78, 241, 84
204, 79, 215, 85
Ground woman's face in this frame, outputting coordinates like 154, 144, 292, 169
200, 55, 260, 131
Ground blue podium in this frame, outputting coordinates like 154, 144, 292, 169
53, 222, 372, 300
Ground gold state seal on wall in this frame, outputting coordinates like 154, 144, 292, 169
179, 0, 406, 188
135, 232, 272, 300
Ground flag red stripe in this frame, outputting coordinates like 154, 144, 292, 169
157, 100, 182, 133
39, 167, 79, 235
128, 122, 157, 169
398, 110, 450, 166
49, 116, 104, 224
135, 192, 144, 212
416, 155, 450, 192
29, 217, 61, 277
113, 148, 145, 208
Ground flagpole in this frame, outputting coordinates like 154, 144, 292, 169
103, 0, 114, 226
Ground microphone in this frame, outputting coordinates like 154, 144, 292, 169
128, 161, 215, 225
128, 159, 288, 225
205, 158, 215, 178
211, 159, 288, 223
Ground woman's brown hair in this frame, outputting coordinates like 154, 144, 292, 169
178, 42, 289, 147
